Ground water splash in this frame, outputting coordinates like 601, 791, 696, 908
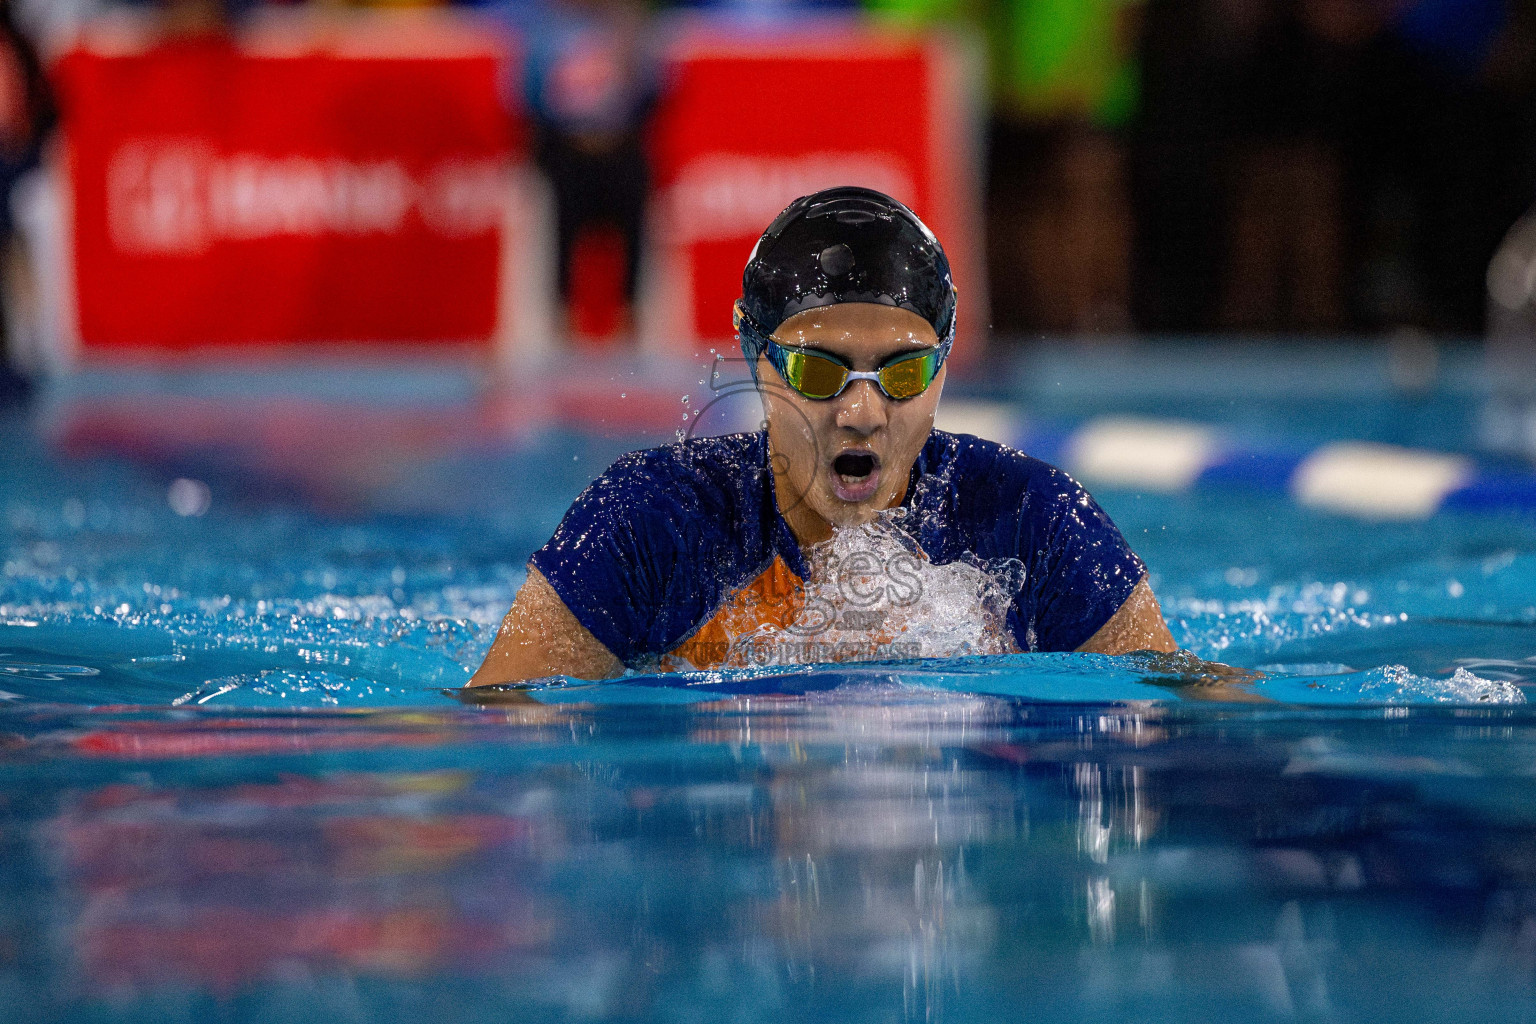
1307, 664, 1525, 704
725, 516, 1022, 667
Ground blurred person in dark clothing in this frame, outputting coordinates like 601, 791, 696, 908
995, 0, 1142, 336
306, 0, 448, 7
156, 0, 234, 31
105, 0, 235, 32
1133, 0, 1363, 334
522, 0, 657, 342
1262, 0, 1536, 334
865, 0, 1142, 336
1135, 0, 1535, 336
1129, 0, 1226, 332
1358, 0, 1535, 333
0, 0, 52, 406
986, 0, 1143, 335
1214, 0, 1374, 333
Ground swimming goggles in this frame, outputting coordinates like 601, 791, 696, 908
763, 339, 942, 401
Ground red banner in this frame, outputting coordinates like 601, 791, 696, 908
647, 23, 984, 362
57, 23, 518, 352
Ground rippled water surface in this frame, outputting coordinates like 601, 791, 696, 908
4, 349, 1536, 1022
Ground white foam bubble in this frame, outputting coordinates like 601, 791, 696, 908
1321, 664, 1526, 704
724, 515, 1022, 667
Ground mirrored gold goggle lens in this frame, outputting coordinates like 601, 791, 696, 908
876, 352, 938, 399
781, 349, 849, 399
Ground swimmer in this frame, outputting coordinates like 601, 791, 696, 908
469, 186, 1179, 687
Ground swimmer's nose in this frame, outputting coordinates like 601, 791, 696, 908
834, 378, 888, 436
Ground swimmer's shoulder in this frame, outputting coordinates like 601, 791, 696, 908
920, 430, 1137, 579
539, 432, 771, 589
586, 431, 769, 519
921, 429, 1087, 508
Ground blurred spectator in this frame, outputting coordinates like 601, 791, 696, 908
866, 0, 1140, 335
1213, 0, 1368, 334
984, 0, 1142, 335
159, 0, 233, 32
989, 0, 1148, 336
307, 0, 447, 7
15, 0, 1530, 348
106, 0, 243, 32
1129, 0, 1228, 333
1133, 0, 1353, 335
0, 0, 52, 404
1358, 0, 1534, 334
519, 0, 657, 343
1134, 0, 1535, 336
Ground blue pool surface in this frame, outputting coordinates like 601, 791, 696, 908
4, 343, 1536, 1022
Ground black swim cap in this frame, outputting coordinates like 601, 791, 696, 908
734, 186, 957, 371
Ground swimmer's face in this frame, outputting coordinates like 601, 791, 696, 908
757, 302, 945, 540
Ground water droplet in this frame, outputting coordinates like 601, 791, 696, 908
681, 395, 690, 404
620, 392, 627, 398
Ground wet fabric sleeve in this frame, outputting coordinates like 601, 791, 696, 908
528, 456, 707, 664
1023, 475, 1146, 652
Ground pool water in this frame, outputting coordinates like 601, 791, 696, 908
4, 344, 1536, 1022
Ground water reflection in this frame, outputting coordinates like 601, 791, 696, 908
7, 698, 1536, 1021
44, 772, 552, 995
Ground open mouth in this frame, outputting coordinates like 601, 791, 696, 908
829, 450, 881, 503
833, 451, 878, 480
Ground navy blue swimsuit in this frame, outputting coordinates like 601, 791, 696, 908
530, 429, 1146, 668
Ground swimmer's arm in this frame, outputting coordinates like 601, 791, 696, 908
1079, 576, 1267, 701
467, 566, 625, 687
1076, 576, 1178, 656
